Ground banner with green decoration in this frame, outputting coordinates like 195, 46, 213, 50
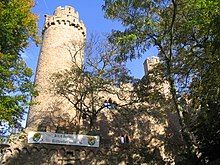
28, 131, 99, 147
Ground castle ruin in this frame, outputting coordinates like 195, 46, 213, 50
1, 6, 182, 165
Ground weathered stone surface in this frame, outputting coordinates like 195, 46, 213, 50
27, 6, 85, 131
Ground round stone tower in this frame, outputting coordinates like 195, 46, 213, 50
27, 6, 86, 131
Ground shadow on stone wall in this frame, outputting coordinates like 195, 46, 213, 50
3, 104, 184, 165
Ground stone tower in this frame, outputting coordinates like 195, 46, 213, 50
27, 6, 86, 130
143, 56, 160, 75
143, 56, 170, 96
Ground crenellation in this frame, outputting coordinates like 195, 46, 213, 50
143, 56, 160, 75
43, 6, 86, 36
43, 13, 86, 36
54, 6, 78, 18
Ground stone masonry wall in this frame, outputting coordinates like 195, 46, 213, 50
27, 6, 86, 131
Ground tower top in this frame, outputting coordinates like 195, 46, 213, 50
54, 6, 79, 18
43, 6, 86, 37
143, 56, 160, 75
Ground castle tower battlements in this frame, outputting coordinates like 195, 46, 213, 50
143, 56, 160, 75
43, 6, 86, 36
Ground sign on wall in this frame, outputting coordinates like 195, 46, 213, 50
28, 131, 100, 148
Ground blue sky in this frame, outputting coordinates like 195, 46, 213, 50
24, 0, 158, 79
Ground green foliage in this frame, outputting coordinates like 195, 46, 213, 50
103, 0, 220, 163
175, 3, 220, 161
191, 102, 220, 162
134, 63, 168, 104
0, 0, 38, 126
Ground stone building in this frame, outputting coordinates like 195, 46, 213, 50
27, 6, 86, 131
1, 6, 182, 165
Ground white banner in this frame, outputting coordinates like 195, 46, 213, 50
28, 131, 100, 148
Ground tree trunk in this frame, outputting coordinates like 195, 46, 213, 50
89, 114, 97, 130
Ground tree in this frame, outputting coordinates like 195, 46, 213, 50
51, 37, 133, 130
0, 0, 38, 128
103, 0, 220, 163
178, 1, 220, 162
50, 37, 175, 164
